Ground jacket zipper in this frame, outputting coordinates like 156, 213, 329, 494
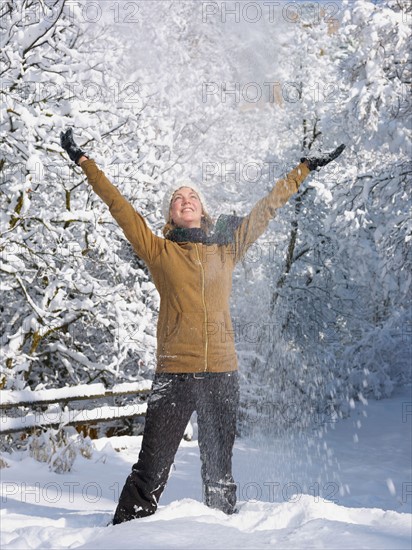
195, 243, 208, 371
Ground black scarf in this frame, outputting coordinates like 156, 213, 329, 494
166, 227, 209, 244
165, 214, 244, 245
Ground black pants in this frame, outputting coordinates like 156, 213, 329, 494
113, 371, 239, 524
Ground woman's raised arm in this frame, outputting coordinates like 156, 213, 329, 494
60, 128, 163, 266
232, 144, 346, 263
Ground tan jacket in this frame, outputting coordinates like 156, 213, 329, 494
81, 160, 310, 373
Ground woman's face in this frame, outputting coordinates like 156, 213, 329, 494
170, 187, 203, 228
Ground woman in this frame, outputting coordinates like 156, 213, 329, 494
60, 128, 345, 524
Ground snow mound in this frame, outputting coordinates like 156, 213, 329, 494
1, 497, 410, 550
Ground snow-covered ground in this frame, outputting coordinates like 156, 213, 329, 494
1, 387, 411, 549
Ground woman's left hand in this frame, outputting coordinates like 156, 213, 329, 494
301, 144, 346, 171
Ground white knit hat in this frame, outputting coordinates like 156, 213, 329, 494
162, 181, 209, 223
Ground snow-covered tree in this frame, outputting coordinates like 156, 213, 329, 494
0, 1, 163, 392
239, 0, 411, 433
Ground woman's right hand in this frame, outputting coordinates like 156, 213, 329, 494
60, 128, 88, 165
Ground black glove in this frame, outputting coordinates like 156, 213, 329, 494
60, 128, 87, 165
301, 144, 346, 171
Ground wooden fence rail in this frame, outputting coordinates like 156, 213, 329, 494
0, 381, 152, 436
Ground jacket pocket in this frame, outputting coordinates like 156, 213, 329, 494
206, 311, 235, 345
164, 309, 181, 344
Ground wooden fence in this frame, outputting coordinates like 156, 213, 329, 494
0, 381, 152, 437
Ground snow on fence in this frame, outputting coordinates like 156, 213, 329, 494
0, 381, 152, 436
